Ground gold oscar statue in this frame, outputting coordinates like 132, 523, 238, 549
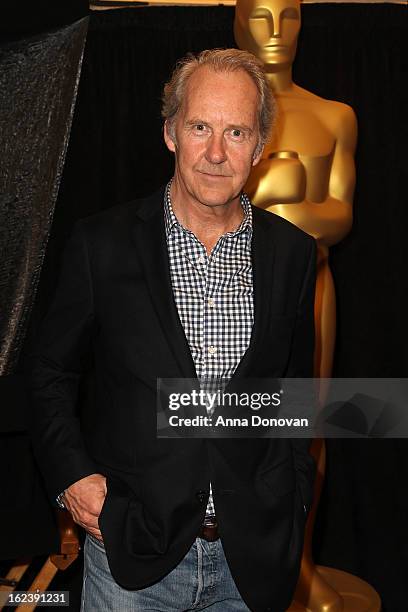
235, 1, 381, 610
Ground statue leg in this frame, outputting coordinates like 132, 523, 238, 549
290, 255, 343, 611
314, 252, 336, 380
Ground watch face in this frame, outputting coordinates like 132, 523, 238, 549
56, 492, 66, 508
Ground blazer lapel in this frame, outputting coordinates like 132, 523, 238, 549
232, 207, 276, 380
131, 188, 197, 380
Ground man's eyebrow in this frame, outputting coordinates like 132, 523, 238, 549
184, 118, 208, 126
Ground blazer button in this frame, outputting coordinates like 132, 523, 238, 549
196, 490, 207, 503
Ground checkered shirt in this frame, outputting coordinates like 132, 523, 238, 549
164, 182, 254, 516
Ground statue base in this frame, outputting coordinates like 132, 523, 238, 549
288, 565, 381, 612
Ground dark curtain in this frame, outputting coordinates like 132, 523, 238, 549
0, 16, 89, 560
17, 5, 407, 611
0, 18, 89, 379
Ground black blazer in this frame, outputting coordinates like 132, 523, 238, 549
30, 186, 317, 612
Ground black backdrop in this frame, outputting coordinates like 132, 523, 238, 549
17, 4, 408, 611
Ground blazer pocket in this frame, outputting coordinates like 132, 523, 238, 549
260, 457, 296, 498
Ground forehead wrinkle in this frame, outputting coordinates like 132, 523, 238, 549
182, 92, 258, 124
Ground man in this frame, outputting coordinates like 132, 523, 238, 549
30, 49, 316, 612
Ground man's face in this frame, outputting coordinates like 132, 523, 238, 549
164, 66, 263, 210
234, 0, 301, 69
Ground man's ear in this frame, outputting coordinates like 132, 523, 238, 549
164, 120, 176, 153
252, 143, 264, 167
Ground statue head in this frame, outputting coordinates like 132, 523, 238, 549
234, 0, 301, 71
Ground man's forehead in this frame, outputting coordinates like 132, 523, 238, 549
181, 66, 259, 113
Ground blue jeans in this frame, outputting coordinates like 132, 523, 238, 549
81, 534, 251, 611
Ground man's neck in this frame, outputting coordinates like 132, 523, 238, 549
170, 181, 244, 255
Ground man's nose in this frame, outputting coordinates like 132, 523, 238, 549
205, 133, 227, 165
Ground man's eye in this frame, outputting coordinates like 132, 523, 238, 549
229, 128, 246, 141
195, 124, 206, 131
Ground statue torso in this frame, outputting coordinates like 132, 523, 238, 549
262, 87, 342, 204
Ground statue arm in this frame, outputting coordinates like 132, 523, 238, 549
269, 105, 358, 247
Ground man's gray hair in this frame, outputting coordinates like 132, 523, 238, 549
162, 48, 276, 155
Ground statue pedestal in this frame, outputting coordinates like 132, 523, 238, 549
288, 565, 381, 612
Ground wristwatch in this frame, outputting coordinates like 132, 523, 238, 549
56, 491, 66, 509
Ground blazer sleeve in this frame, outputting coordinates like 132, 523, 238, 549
28, 220, 98, 502
287, 236, 317, 512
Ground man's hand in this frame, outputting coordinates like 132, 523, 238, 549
62, 473, 107, 541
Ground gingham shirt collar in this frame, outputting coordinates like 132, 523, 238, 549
163, 180, 253, 240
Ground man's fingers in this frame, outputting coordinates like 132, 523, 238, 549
68, 504, 103, 519
69, 506, 101, 532
64, 492, 106, 518
72, 516, 103, 539
86, 528, 103, 540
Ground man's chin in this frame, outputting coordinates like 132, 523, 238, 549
173, 174, 241, 208
195, 188, 238, 208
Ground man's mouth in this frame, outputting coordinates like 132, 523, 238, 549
198, 170, 232, 178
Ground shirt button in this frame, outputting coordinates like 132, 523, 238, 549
208, 298, 215, 307
208, 345, 217, 355
198, 255, 205, 264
